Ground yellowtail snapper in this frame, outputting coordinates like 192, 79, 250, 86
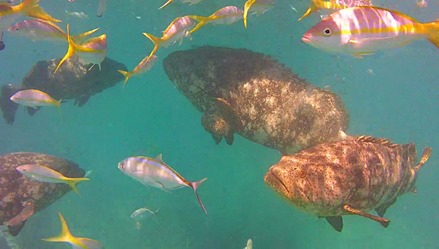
188, 6, 244, 34
117, 54, 157, 85
298, 0, 372, 21
118, 154, 208, 214
302, 6, 439, 57
143, 16, 196, 60
0, 0, 61, 31
16, 164, 89, 194
43, 213, 102, 249
10, 89, 61, 110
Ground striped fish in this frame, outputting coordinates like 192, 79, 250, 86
302, 6, 439, 57
118, 154, 207, 214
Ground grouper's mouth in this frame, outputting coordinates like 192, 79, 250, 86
264, 167, 291, 198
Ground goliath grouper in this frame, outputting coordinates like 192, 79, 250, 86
163, 46, 349, 154
264, 135, 432, 231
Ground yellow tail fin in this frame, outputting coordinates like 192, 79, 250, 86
23, 0, 61, 23
65, 177, 89, 194
188, 15, 209, 34
42, 213, 73, 243
159, 0, 173, 9
243, 0, 256, 28
426, 19, 439, 48
143, 33, 161, 60
117, 70, 132, 85
55, 24, 76, 74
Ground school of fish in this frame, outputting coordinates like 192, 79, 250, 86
0, 0, 436, 248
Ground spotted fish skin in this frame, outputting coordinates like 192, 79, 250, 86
264, 136, 431, 230
163, 46, 349, 154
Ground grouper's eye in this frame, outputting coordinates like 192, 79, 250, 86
323, 28, 332, 36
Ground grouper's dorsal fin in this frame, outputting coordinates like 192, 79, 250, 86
155, 154, 164, 163
356, 136, 399, 148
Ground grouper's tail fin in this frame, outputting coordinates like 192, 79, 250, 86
414, 147, 432, 171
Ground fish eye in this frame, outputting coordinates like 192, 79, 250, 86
119, 162, 125, 169
323, 28, 332, 36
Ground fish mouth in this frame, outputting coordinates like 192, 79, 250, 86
301, 33, 312, 44
264, 167, 291, 198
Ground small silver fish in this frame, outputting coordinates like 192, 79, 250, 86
65, 10, 88, 19
130, 207, 159, 229
244, 239, 253, 249
118, 154, 207, 213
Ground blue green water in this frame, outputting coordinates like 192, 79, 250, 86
0, 0, 438, 248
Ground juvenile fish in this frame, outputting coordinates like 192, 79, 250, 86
117, 55, 157, 85
264, 136, 432, 231
10, 89, 61, 109
118, 154, 207, 214
302, 6, 439, 57
96, 0, 106, 17
143, 16, 196, 60
189, 6, 243, 34
43, 213, 102, 249
65, 10, 88, 19
16, 164, 89, 194
130, 207, 159, 229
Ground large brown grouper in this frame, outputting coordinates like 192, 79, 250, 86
0, 56, 127, 124
264, 136, 432, 231
0, 152, 85, 236
163, 46, 349, 154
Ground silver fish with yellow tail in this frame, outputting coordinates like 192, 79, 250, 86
264, 135, 432, 232
118, 154, 207, 214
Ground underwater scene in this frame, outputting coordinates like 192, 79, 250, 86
0, 0, 438, 248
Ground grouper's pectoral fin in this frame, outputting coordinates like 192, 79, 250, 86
343, 204, 390, 228
375, 198, 397, 217
5, 202, 35, 236
325, 216, 343, 232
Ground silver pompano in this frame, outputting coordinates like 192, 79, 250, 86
118, 155, 207, 214
0, 152, 85, 236
163, 46, 349, 154
264, 136, 432, 231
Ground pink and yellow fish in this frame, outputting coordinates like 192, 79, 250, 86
0, 0, 60, 31
10, 89, 61, 109
189, 6, 244, 34
7, 19, 98, 42
16, 164, 89, 194
243, 0, 274, 28
43, 213, 102, 249
117, 54, 157, 84
143, 16, 196, 60
302, 6, 439, 57
55, 24, 107, 73
159, 0, 203, 10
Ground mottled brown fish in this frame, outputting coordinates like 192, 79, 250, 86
264, 136, 432, 231
163, 46, 349, 154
